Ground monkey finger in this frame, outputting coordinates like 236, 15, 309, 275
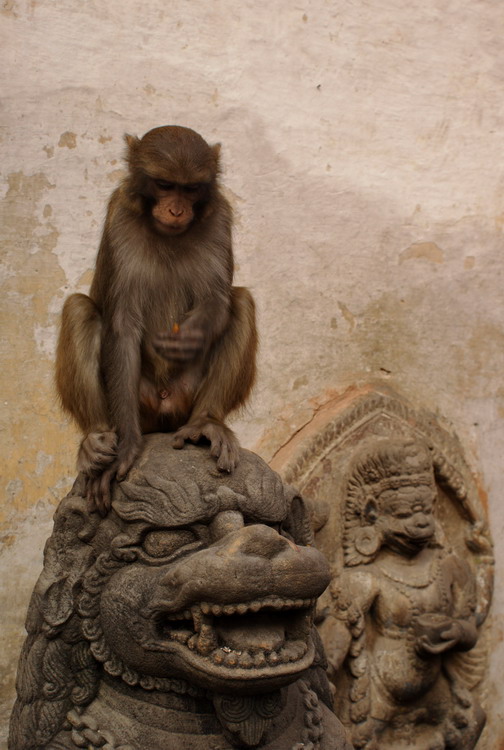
86, 477, 102, 514
96, 475, 113, 516
216, 443, 238, 473
209, 434, 224, 458
116, 458, 134, 482
172, 434, 187, 449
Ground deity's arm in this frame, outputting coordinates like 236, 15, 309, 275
443, 553, 478, 650
417, 553, 478, 657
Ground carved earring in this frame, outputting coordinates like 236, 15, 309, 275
354, 526, 381, 557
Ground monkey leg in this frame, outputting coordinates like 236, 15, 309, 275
56, 293, 117, 475
172, 286, 257, 471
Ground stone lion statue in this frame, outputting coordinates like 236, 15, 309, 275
9, 435, 351, 750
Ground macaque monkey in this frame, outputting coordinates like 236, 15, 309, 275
56, 126, 257, 514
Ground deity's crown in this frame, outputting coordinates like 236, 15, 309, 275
347, 438, 435, 502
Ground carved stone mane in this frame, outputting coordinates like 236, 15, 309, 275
9, 436, 351, 750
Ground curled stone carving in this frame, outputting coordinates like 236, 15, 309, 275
9, 435, 351, 750
270, 388, 494, 750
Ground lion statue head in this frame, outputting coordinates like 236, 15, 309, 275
9, 436, 350, 750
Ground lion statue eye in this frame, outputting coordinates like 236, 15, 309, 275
142, 529, 197, 558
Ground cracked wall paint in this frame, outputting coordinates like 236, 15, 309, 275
1, 0, 504, 746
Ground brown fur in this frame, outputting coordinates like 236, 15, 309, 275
56, 126, 257, 514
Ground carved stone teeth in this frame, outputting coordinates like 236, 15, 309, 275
224, 650, 239, 667
238, 651, 254, 669
296, 640, 308, 658
192, 605, 212, 633
213, 650, 224, 665
278, 646, 289, 663
267, 651, 280, 666
197, 623, 218, 655
169, 596, 316, 624
253, 651, 267, 668
187, 634, 198, 651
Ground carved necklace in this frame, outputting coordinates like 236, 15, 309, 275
65, 679, 324, 750
376, 549, 441, 588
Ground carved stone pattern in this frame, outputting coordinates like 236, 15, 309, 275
9, 438, 351, 750
273, 390, 494, 750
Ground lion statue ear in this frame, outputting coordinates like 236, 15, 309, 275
9, 489, 101, 750
282, 487, 315, 546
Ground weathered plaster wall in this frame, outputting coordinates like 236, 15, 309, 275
1, 0, 503, 745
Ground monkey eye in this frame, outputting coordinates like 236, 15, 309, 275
182, 184, 201, 194
154, 179, 175, 191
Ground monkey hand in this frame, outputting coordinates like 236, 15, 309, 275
77, 431, 117, 475
172, 417, 240, 472
85, 439, 139, 516
152, 321, 205, 363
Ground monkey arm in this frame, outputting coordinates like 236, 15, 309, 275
101, 315, 143, 475
184, 287, 231, 346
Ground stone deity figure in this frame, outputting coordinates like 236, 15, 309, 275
319, 438, 490, 750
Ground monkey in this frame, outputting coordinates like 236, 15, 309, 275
56, 125, 257, 514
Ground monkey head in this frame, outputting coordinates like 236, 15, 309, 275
124, 125, 222, 234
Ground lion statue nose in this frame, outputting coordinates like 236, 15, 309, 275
217, 523, 298, 560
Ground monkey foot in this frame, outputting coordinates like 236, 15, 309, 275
77, 431, 117, 475
172, 419, 240, 472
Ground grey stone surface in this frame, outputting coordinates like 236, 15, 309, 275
9, 435, 351, 750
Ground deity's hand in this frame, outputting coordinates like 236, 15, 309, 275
414, 614, 468, 656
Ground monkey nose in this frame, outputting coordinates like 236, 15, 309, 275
170, 207, 183, 216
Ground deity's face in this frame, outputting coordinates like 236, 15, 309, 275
377, 483, 436, 556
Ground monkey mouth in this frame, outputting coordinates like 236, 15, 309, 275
142, 596, 316, 677
152, 216, 189, 235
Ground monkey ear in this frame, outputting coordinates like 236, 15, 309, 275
211, 143, 222, 171
124, 133, 141, 155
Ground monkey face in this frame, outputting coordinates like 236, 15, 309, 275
150, 181, 207, 234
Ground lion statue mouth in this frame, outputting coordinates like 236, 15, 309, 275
144, 595, 316, 676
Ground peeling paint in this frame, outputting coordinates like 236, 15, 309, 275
293, 375, 309, 390
399, 241, 444, 264
35, 451, 54, 476
58, 131, 77, 149
1, 0, 17, 17
337, 301, 355, 330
